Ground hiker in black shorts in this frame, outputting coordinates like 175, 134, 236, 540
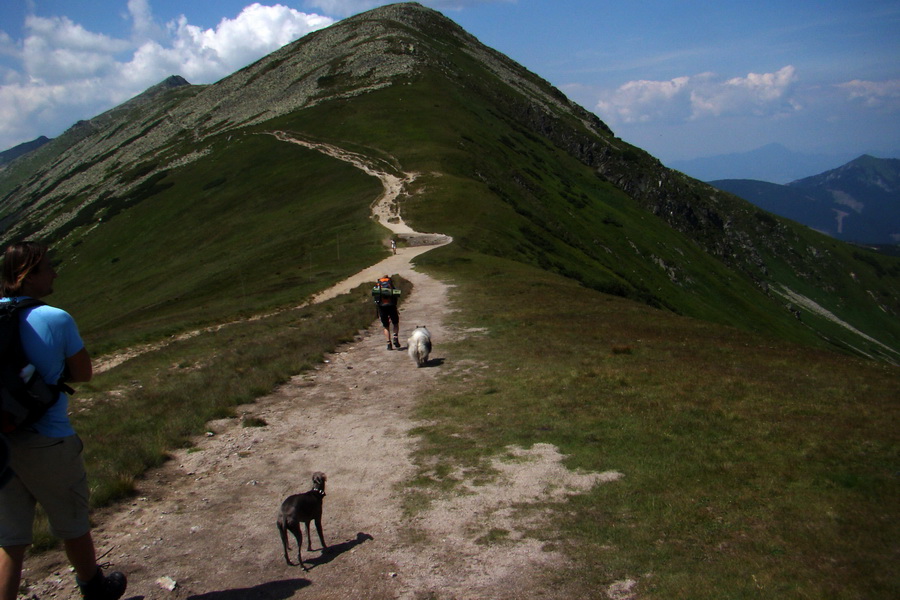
373, 275, 400, 350
0, 242, 127, 600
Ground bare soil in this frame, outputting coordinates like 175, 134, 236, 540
18, 136, 622, 600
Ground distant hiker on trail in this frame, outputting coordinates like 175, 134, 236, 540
373, 275, 401, 350
391, 239, 397, 255
0, 242, 128, 600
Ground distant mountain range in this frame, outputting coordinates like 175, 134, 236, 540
0, 136, 51, 168
710, 155, 900, 246
668, 143, 864, 184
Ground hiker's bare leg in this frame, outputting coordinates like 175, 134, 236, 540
64, 532, 99, 582
0, 545, 26, 600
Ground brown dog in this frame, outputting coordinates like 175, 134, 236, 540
277, 472, 327, 569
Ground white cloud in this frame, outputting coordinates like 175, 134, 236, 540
596, 66, 800, 125
0, 2, 334, 150
596, 75, 692, 123
0, 80, 85, 145
127, 0, 165, 43
0, 30, 17, 59
837, 79, 900, 110
167, 3, 332, 78
22, 15, 131, 82
693, 66, 799, 117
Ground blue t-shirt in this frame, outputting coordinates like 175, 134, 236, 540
2, 297, 83, 437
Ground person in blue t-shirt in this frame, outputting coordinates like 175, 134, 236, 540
0, 242, 127, 600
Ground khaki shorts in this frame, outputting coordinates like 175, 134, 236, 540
0, 432, 90, 545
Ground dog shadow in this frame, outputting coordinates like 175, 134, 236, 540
304, 532, 374, 569
123, 535, 374, 599
421, 357, 444, 368
121, 578, 311, 600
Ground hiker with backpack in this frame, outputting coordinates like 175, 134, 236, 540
0, 242, 127, 600
373, 275, 401, 350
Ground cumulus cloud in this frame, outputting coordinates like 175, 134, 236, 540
837, 79, 900, 110
596, 66, 800, 125
595, 76, 693, 124
127, 0, 165, 43
22, 15, 131, 82
0, 2, 333, 150
172, 4, 331, 78
0, 30, 17, 59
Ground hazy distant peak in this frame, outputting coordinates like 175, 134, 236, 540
669, 144, 858, 184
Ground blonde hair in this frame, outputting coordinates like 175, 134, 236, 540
1, 241, 49, 298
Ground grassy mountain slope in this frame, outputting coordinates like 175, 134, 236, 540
272, 78, 817, 343
62, 135, 385, 352
0, 1, 897, 361
253, 6, 899, 361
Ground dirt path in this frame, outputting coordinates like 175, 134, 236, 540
20, 137, 619, 600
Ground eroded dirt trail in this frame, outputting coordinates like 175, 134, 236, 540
21, 136, 618, 600
91, 267, 455, 600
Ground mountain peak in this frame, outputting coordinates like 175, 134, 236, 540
125, 74, 193, 106
151, 74, 191, 91
0, 135, 51, 166
669, 144, 855, 184
713, 155, 900, 244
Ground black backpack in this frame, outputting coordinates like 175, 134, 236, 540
0, 298, 72, 433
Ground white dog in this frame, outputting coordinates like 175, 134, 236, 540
407, 326, 432, 367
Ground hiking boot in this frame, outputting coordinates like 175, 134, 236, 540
392, 336, 401, 349
78, 565, 127, 600
386, 341, 393, 350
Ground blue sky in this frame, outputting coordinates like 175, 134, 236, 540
1, 0, 898, 166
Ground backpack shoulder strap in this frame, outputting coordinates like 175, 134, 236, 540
3, 298, 45, 312
1, 298, 42, 354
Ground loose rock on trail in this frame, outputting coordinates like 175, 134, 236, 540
19, 135, 620, 600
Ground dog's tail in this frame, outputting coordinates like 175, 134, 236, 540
408, 333, 431, 367
277, 517, 292, 564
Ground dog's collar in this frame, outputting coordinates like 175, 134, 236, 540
310, 488, 326, 497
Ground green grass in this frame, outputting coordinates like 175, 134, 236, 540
407, 251, 899, 599
49, 132, 388, 355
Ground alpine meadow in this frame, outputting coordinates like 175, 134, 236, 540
0, 3, 897, 599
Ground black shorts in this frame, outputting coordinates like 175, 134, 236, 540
378, 304, 399, 328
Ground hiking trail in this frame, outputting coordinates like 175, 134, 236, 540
21, 133, 619, 600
